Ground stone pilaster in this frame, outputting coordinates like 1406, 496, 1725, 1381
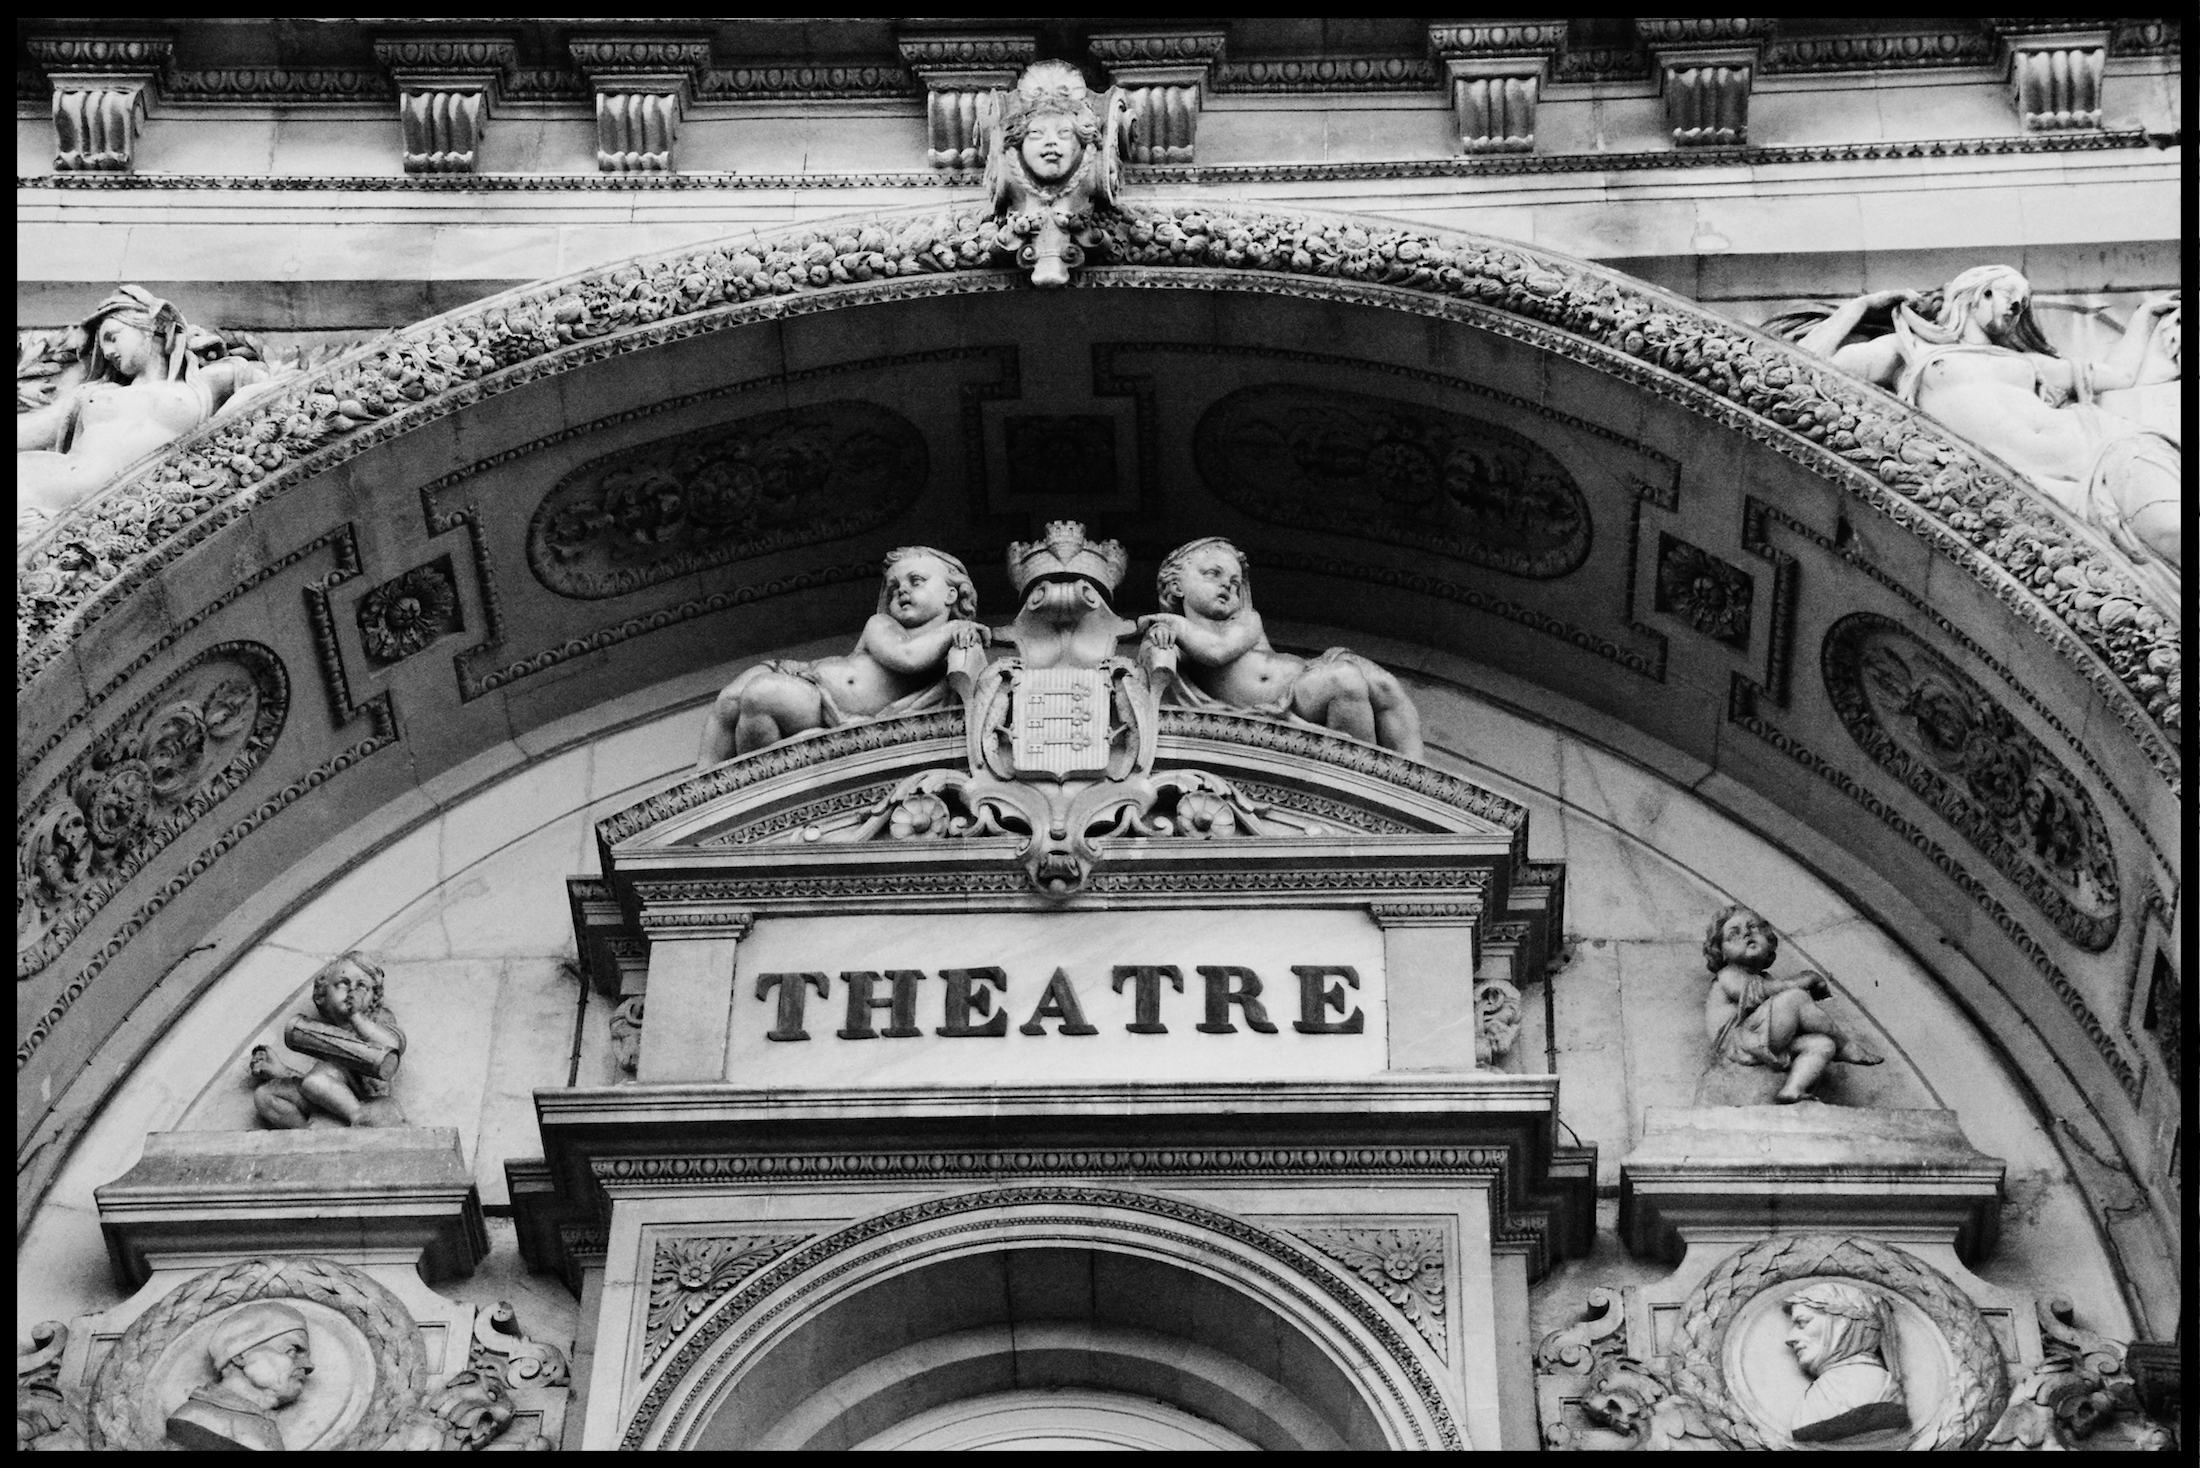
373, 35, 515, 175
1640, 18, 1766, 149
24, 34, 171, 173
1994, 23, 2109, 132
895, 30, 1034, 170
1087, 29, 1227, 164
1427, 20, 1566, 154
569, 36, 711, 173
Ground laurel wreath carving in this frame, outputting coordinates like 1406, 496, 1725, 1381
1665, 1234, 2008, 1451
86, 1255, 427, 1451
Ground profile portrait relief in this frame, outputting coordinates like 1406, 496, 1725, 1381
1781, 1281, 1910, 1442
163, 1301, 316, 1451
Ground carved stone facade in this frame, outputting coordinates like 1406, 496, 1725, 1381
15, 15, 2180, 1456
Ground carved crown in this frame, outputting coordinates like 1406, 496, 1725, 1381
1007, 520, 1129, 595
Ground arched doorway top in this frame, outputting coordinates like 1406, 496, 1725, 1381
18, 199, 2175, 776
628, 1184, 1460, 1451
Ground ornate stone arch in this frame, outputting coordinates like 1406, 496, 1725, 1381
16, 199, 2177, 1327
625, 1185, 1464, 1451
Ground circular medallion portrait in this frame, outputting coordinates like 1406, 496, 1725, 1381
85, 1257, 426, 1452
1723, 1276, 1950, 1448
1669, 1235, 2009, 1451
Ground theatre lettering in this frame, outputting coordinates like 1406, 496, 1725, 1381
754, 964, 1367, 1041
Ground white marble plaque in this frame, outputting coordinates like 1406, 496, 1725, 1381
725, 908, 1387, 1086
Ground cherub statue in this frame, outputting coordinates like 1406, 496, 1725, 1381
164, 1302, 315, 1451
1701, 905, 1881, 1103
1782, 1282, 1909, 1442
698, 546, 986, 766
982, 60, 1130, 286
1140, 536, 1425, 759
17, 286, 272, 544
249, 952, 405, 1129
1793, 270, 2179, 587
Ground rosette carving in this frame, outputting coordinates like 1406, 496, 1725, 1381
1286, 1226, 1448, 1357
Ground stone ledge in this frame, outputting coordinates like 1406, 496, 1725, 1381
94, 1126, 489, 1288
1618, 1105, 2006, 1266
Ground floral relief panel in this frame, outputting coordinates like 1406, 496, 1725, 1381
1193, 383, 1592, 578
526, 401, 930, 599
1823, 613, 2119, 951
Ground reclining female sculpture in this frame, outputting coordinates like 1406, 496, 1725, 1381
1794, 269, 2179, 592
17, 285, 272, 544
697, 546, 987, 765
1141, 536, 1425, 759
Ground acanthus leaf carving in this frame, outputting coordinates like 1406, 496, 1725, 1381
644, 1234, 811, 1374
1284, 1226, 1449, 1358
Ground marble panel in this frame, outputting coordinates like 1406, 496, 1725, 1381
725, 909, 1388, 1088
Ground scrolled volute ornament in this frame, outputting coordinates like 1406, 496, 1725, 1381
1985, 1297, 2174, 1450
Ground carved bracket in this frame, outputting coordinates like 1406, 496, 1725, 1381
373, 36, 516, 174
1640, 20, 1766, 148
1427, 22, 1565, 154
1088, 29, 1227, 164
570, 37, 711, 173
897, 30, 1034, 169
25, 34, 172, 173
1996, 26, 2109, 132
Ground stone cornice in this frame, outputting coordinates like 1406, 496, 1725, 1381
15, 197, 2179, 781
15, 125, 2159, 194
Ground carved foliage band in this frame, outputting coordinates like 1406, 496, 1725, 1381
1194, 383, 1591, 578
526, 400, 928, 599
19, 641, 288, 978
1824, 613, 2120, 951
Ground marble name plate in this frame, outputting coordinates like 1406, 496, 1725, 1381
726, 908, 1386, 1086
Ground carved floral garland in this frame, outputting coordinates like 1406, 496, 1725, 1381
15, 205, 2178, 758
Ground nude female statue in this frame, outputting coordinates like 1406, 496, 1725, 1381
1140, 536, 1424, 759
17, 286, 272, 543
1795, 269, 2179, 584
697, 546, 987, 766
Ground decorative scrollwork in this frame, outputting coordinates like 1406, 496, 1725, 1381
18, 641, 286, 978
527, 400, 927, 599
1825, 613, 2121, 951
1985, 1297, 2175, 1450
1194, 382, 1591, 578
